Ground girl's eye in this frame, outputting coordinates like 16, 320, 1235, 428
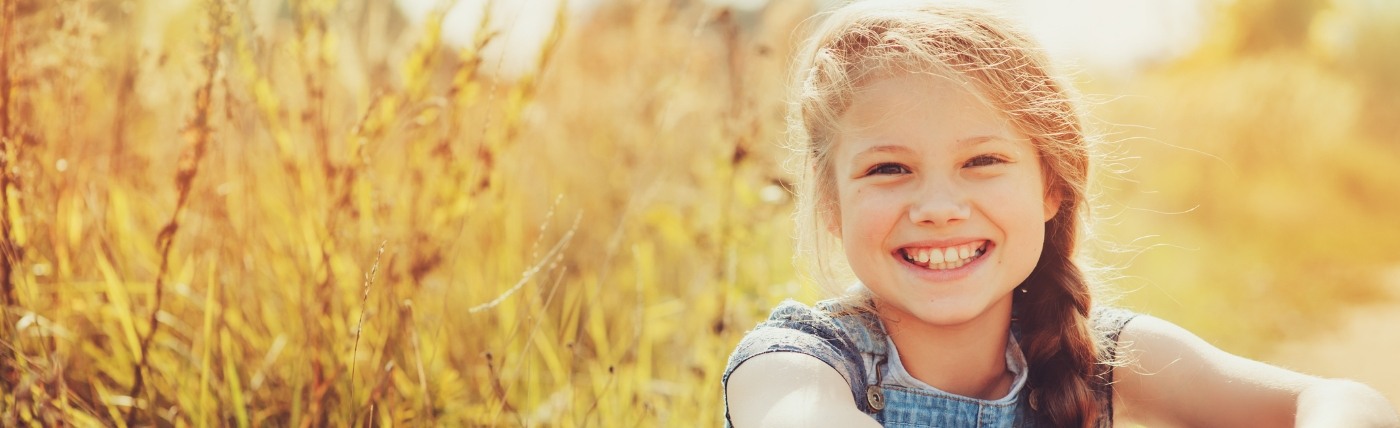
867, 163, 910, 176
963, 155, 1006, 168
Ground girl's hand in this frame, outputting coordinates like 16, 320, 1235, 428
1296, 378, 1400, 427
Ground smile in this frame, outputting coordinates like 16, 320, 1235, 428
898, 240, 989, 271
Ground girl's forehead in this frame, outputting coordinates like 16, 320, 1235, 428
847, 70, 999, 116
839, 72, 1014, 138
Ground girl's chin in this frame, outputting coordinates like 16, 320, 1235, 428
875, 294, 1014, 328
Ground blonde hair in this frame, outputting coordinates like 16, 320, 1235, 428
789, 1, 1102, 426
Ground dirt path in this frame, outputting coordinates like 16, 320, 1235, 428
1268, 277, 1400, 409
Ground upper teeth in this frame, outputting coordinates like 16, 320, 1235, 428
902, 241, 986, 269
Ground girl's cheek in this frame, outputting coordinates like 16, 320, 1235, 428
976, 174, 1036, 196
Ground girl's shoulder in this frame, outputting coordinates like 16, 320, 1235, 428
1088, 305, 1140, 363
1090, 305, 1139, 339
722, 299, 877, 412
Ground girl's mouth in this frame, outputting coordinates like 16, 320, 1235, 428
898, 240, 989, 271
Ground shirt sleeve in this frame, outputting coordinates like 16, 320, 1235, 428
722, 300, 870, 425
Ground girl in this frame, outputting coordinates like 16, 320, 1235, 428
721, 1, 1400, 427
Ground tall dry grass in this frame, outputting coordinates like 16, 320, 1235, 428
0, 0, 1397, 425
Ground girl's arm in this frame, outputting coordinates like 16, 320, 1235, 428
726, 352, 882, 428
1113, 314, 1400, 427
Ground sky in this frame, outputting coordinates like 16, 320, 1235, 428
394, 0, 1207, 77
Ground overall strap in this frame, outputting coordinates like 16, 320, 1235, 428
1090, 306, 1140, 427
817, 298, 890, 413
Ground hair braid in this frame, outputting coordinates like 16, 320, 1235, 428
1016, 211, 1100, 427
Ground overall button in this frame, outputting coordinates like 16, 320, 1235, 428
865, 385, 885, 411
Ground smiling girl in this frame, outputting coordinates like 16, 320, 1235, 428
721, 1, 1399, 427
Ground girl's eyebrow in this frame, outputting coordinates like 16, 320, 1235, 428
958, 135, 1002, 147
852, 135, 1009, 161
852, 144, 912, 160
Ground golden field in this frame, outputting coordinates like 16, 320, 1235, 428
1, 0, 1398, 425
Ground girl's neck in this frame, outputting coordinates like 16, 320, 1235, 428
878, 299, 1014, 400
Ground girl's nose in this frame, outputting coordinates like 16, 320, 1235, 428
908, 180, 971, 226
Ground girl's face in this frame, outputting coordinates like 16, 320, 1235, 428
830, 72, 1059, 328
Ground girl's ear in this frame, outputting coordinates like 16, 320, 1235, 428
823, 204, 842, 236
1043, 187, 1064, 222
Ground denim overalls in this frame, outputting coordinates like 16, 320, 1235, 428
721, 298, 1137, 427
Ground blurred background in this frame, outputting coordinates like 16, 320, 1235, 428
2, 0, 1398, 425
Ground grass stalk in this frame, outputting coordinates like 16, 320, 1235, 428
123, 0, 227, 423
196, 264, 221, 428
349, 241, 386, 423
